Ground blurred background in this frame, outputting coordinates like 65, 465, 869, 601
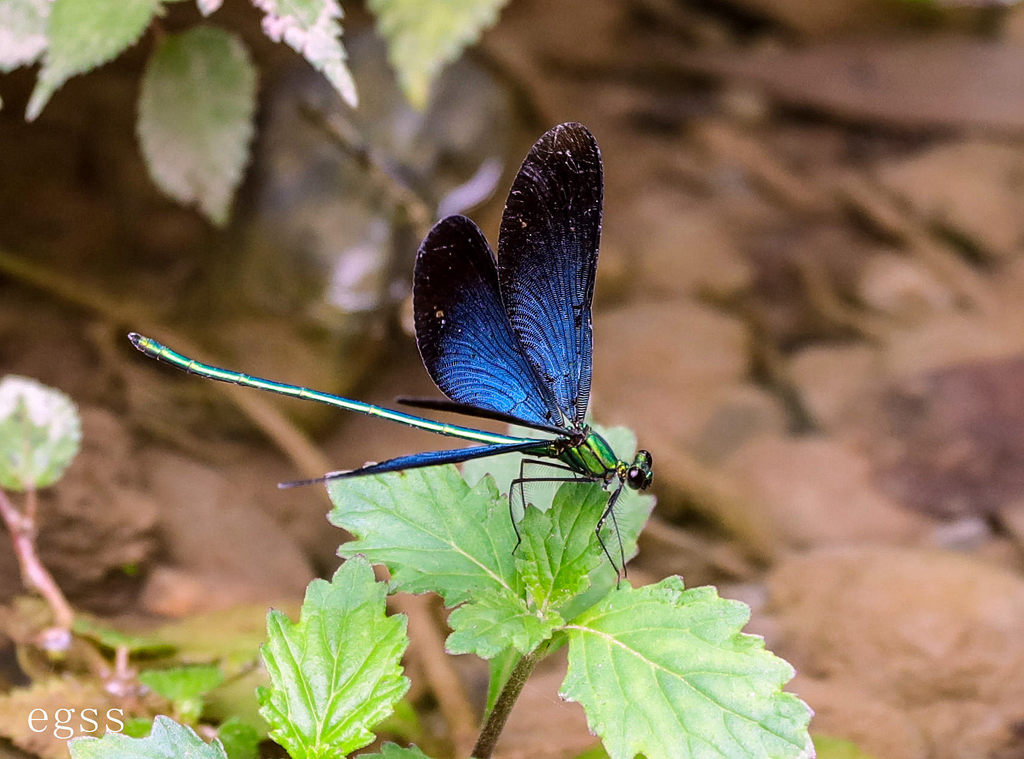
4, 0, 1024, 757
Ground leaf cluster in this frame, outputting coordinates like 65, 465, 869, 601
0, 0, 514, 224
68, 426, 812, 759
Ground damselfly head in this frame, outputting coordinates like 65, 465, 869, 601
625, 450, 653, 491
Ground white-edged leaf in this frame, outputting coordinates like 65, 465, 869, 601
562, 577, 814, 759
252, 0, 357, 106
27, 0, 161, 120
197, 0, 224, 15
368, 0, 510, 109
70, 715, 228, 758
0, 0, 49, 73
0, 375, 81, 491
257, 557, 410, 759
138, 25, 257, 226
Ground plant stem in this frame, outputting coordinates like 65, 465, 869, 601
470, 649, 540, 759
0, 487, 74, 629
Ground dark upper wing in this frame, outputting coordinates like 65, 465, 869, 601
497, 122, 602, 425
413, 214, 562, 427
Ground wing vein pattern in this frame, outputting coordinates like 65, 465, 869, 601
414, 214, 562, 427
497, 122, 602, 425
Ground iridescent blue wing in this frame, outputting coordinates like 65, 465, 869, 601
414, 214, 562, 427
497, 123, 602, 425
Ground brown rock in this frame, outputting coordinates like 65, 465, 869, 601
786, 676, 927, 759
882, 311, 1024, 379
614, 194, 752, 300
140, 452, 314, 613
140, 565, 284, 618
592, 301, 750, 453
789, 344, 880, 429
35, 408, 158, 602
681, 40, 1024, 133
721, 0, 933, 36
721, 436, 930, 552
689, 383, 787, 465
857, 252, 955, 323
863, 356, 1024, 519
876, 141, 1024, 260
766, 547, 1024, 759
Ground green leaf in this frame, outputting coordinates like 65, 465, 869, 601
360, 744, 434, 759
445, 482, 609, 658
332, 438, 651, 661
72, 617, 175, 655
561, 577, 813, 759
252, 0, 357, 106
571, 746, 610, 759
446, 589, 560, 659
518, 482, 605, 610
331, 466, 520, 606
139, 665, 224, 723
217, 718, 260, 759
813, 735, 879, 759
70, 715, 228, 759
121, 718, 153, 738
462, 424, 655, 622
0, 0, 49, 73
138, 25, 257, 226
369, 0, 510, 109
138, 665, 224, 701
373, 699, 422, 743
257, 557, 410, 759
0, 375, 80, 491
27, 0, 160, 120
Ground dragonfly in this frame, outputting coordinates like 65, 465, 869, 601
129, 122, 653, 569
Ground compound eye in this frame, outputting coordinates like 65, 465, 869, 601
626, 467, 646, 490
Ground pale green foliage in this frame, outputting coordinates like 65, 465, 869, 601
813, 735, 879, 759
561, 577, 814, 759
69, 715, 228, 759
138, 665, 224, 723
0, 0, 49, 73
445, 589, 561, 658
361, 744, 434, 759
26, 0, 161, 120
137, 26, 257, 226
0, 375, 80, 491
461, 424, 655, 619
252, 0, 357, 106
444, 482, 609, 658
257, 557, 410, 759
332, 466, 520, 606
368, 0, 511, 108
517, 483, 606, 609
330, 443, 812, 759
215, 718, 260, 759
332, 459, 649, 660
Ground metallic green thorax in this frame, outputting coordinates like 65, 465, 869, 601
558, 430, 624, 480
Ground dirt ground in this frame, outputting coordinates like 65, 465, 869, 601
3, 1, 1024, 757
